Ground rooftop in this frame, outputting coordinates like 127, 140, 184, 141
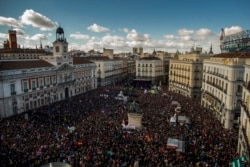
0, 59, 54, 71
73, 57, 96, 64
212, 52, 250, 58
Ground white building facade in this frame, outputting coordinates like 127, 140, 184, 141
94, 59, 125, 86
201, 52, 250, 129
0, 26, 96, 118
238, 58, 250, 163
136, 56, 164, 85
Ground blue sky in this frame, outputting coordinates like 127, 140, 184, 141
0, 0, 249, 54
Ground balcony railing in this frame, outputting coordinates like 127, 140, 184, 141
243, 81, 250, 91
241, 103, 250, 118
11, 91, 16, 95
204, 90, 221, 103
24, 89, 28, 92
58, 79, 76, 86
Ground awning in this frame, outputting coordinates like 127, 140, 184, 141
231, 156, 247, 167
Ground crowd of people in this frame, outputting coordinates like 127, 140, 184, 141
0, 84, 239, 167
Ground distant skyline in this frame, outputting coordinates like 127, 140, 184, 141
0, 0, 249, 54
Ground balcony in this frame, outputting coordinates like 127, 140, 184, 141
223, 89, 227, 94
241, 102, 250, 118
24, 89, 28, 92
11, 91, 16, 95
236, 92, 242, 96
32, 87, 36, 91
58, 79, 76, 86
204, 90, 221, 103
40, 86, 44, 89
243, 81, 250, 92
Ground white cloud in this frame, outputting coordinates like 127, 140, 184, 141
13, 28, 25, 36
196, 28, 215, 37
28, 34, 48, 40
87, 23, 109, 32
123, 28, 129, 33
70, 32, 90, 40
164, 34, 175, 39
0, 33, 7, 39
102, 34, 126, 47
179, 35, 196, 41
20, 9, 57, 31
126, 29, 150, 42
0, 16, 21, 27
224, 26, 242, 36
178, 29, 194, 36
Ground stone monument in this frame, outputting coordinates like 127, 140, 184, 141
127, 100, 143, 129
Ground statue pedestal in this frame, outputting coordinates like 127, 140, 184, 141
127, 113, 143, 129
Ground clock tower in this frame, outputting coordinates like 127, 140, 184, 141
8, 30, 17, 49
53, 26, 68, 57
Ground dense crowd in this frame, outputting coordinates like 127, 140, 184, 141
0, 84, 239, 167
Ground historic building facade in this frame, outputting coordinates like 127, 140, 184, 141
169, 47, 212, 98
201, 52, 250, 129
136, 56, 164, 86
238, 58, 250, 163
0, 26, 96, 118
0, 29, 52, 60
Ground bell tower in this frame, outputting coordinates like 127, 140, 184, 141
8, 30, 17, 49
53, 26, 68, 57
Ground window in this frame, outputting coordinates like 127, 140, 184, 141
10, 83, 16, 95
52, 76, 56, 85
31, 80, 36, 90
237, 85, 242, 92
12, 98, 17, 105
25, 103, 29, 111
23, 81, 28, 91
46, 77, 50, 86
69, 73, 72, 80
64, 74, 68, 82
13, 106, 17, 115
39, 79, 43, 87
56, 46, 60, 52
59, 74, 62, 83
33, 101, 37, 108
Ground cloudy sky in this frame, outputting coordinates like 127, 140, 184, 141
0, 0, 249, 54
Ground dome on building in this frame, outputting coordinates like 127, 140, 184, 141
56, 26, 64, 34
